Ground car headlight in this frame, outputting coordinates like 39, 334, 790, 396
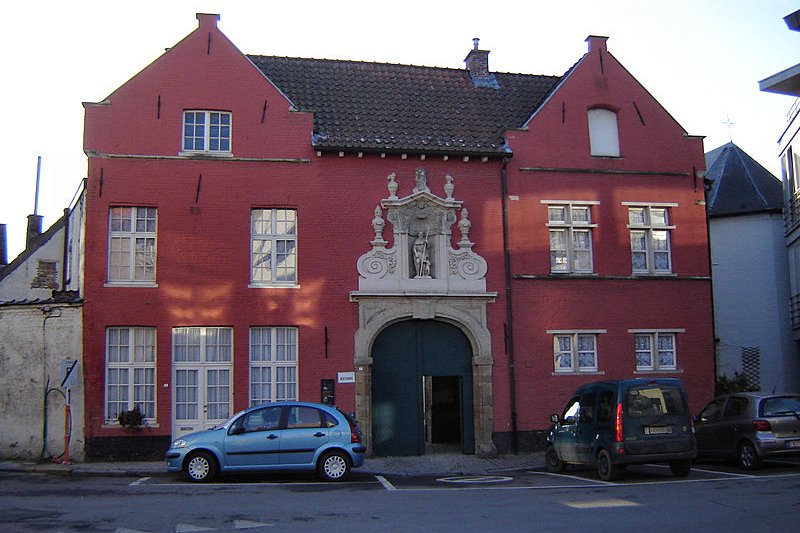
171, 439, 188, 449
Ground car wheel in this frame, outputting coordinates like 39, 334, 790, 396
185, 451, 217, 482
318, 450, 351, 482
596, 449, 618, 481
738, 441, 763, 470
545, 445, 566, 473
669, 459, 692, 477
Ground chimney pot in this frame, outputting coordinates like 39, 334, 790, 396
473, 38, 480, 50
196, 13, 220, 28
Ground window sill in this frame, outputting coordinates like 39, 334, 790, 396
179, 150, 234, 159
104, 282, 159, 288
102, 422, 159, 429
548, 272, 597, 277
634, 369, 682, 374
248, 283, 301, 289
631, 272, 676, 278
552, 370, 605, 376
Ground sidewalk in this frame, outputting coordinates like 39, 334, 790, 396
0, 452, 544, 478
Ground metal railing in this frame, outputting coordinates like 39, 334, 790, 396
785, 190, 800, 234
791, 294, 800, 330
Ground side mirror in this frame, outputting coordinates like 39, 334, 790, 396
550, 413, 560, 424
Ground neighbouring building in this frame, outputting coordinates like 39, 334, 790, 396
760, 8, 800, 389
80, 13, 714, 459
0, 188, 86, 461
705, 142, 797, 391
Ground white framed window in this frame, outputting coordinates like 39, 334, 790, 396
182, 110, 231, 153
105, 327, 157, 423
172, 327, 233, 363
588, 108, 620, 157
250, 327, 298, 406
108, 207, 157, 284
550, 331, 604, 373
626, 205, 674, 274
251, 209, 297, 285
545, 202, 596, 273
632, 331, 680, 371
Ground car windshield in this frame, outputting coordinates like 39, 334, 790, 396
761, 396, 800, 416
625, 384, 685, 417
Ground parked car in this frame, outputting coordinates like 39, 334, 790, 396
545, 378, 696, 481
166, 401, 366, 482
694, 392, 800, 470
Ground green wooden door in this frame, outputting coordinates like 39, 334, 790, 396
372, 320, 474, 456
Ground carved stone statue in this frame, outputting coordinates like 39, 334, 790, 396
413, 168, 430, 194
413, 232, 431, 278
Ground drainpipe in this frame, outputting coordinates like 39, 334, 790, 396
500, 157, 519, 453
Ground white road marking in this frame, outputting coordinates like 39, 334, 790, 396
563, 498, 641, 509
233, 519, 274, 529
128, 477, 151, 486
174, 524, 215, 532
375, 475, 396, 491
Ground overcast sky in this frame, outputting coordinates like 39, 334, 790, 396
2, 0, 798, 260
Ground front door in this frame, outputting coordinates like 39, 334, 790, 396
172, 366, 232, 439
171, 326, 234, 440
372, 320, 473, 456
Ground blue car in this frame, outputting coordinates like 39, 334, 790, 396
166, 401, 366, 482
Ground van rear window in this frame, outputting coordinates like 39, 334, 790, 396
625, 385, 685, 417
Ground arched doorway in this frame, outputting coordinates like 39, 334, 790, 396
371, 319, 474, 456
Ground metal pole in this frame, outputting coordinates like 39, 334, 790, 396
34, 156, 42, 215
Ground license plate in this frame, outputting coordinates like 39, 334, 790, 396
645, 426, 673, 435
787, 440, 800, 449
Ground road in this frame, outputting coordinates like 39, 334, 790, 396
1, 460, 799, 532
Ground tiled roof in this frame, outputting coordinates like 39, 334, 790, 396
705, 142, 783, 217
248, 56, 562, 155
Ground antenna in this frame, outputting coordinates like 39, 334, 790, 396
34, 156, 42, 215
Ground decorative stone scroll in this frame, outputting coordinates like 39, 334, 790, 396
356, 168, 487, 293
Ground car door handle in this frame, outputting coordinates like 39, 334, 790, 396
314, 432, 326, 437
266, 434, 279, 440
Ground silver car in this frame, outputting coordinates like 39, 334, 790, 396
694, 392, 800, 469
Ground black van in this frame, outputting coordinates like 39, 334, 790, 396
546, 378, 696, 481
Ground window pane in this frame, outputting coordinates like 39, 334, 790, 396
588, 108, 620, 157
651, 208, 668, 226
628, 208, 646, 226
548, 206, 566, 223
571, 206, 589, 223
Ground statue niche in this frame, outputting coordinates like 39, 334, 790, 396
356, 168, 487, 293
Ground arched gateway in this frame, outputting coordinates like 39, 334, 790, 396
350, 169, 497, 457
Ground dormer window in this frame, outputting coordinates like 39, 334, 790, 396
587, 108, 619, 157
182, 111, 231, 153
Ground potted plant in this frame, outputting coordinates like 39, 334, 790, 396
117, 405, 145, 427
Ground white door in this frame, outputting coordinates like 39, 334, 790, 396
172, 327, 233, 440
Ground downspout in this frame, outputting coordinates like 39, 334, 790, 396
500, 157, 519, 453
61, 207, 69, 289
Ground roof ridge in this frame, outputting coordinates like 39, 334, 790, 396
246, 53, 560, 78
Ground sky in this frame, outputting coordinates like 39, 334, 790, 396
2, 0, 798, 261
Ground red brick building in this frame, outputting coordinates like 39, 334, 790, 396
81, 13, 713, 458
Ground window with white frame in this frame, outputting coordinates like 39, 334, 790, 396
108, 207, 157, 283
182, 111, 231, 153
588, 108, 620, 157
633, 331, 679, 371
250, 327, 298, 405
106, 327, 157, 422
627, 205, 674, 274
551, 331, 602, 373
546, 203, 596, 273
172, 327, 233, 363
251, 209, 297, 285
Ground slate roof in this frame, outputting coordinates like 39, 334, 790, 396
705, 142, 783, 217
248, 55, 562, 156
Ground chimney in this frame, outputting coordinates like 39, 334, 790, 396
26, 214, 43, 249
196, 12, 220, 29
464, 38, 490, 80
586, 35, 609, 53
0, 224, 7, 268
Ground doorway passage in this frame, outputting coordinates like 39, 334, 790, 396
424, 375, 462, 453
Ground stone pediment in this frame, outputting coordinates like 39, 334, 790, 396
355, 168, 488, 293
